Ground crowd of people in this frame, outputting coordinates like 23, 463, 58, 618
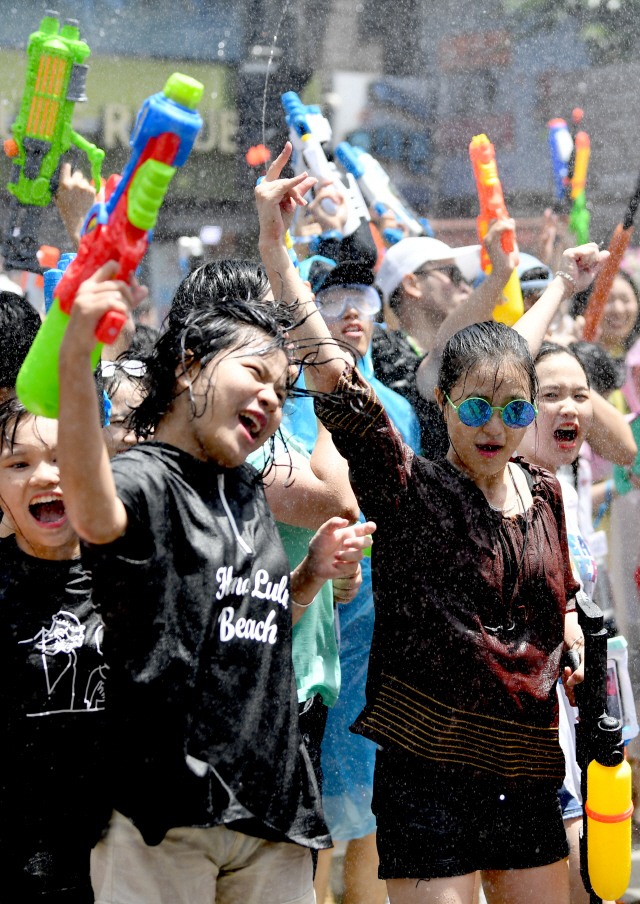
2, 136, 640, 904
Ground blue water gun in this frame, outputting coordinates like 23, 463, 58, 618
547, 118, 574, 207
335, 141, 432, 237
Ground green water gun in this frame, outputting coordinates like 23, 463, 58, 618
568, 111, 591, 245
569, 190, 590, 246
2, 10, 104, 273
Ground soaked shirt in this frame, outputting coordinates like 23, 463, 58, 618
0, 539, 109, 895
316, 366, 579, 785
84, 442, 329, 848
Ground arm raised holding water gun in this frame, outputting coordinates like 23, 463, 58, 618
582, 164, 640, 343
469, 133, 523, 326
2, 11, 105, 273
17, 73, 203, 419
281, 92, 368, 238
335, 141, 432, 238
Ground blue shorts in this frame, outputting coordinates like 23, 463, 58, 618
558, 783, 583, 821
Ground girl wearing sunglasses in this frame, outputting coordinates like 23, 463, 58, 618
101, 359, 146, 456
311, 260, 420, 904
255, 147, 609, 904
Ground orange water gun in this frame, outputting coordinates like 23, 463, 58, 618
469, 134, 523, 326
582, 170, 640, 342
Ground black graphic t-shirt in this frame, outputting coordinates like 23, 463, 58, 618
84, 442, 329, 848
0, 538, 109, 897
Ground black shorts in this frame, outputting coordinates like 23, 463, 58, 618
299, 693, 329, 796
373, 748, 569, 879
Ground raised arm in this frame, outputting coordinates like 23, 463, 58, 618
513, 244, 608, 356
255, 144, 351, 394
290, 517, 375, 625
263, 422, 359, 528
58, 262, 137, 544
54, 162, 98, 251
587, 390, 637, 466
416, 218, 519, 401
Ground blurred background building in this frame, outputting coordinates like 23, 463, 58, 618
0, 0, 638, 316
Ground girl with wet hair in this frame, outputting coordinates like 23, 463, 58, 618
55, 258, 375, 904
519, 342, 634, 904
132, 292, 292, 439
0, 396, 110, 903
168, 259, 271, 328
255, 144, 610, 904
164, 258, 363, 879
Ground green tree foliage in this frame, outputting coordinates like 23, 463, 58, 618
504, 0, 640, 64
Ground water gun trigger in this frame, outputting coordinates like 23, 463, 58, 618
96, 310, 127, 345
104, 173, 122, 201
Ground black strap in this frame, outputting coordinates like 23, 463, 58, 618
517, 462, 534, 493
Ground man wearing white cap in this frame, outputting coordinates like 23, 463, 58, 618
371, 221, 519, 457
375, 236, 480, 357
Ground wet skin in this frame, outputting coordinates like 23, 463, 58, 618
518, 353, 592, 474
154, 335, 289, 469
0, 416, 79, 561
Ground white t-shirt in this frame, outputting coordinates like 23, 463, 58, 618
557, 460, 599, 601
555, 458, 603, 805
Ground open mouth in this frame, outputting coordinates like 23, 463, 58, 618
29, 495, 66, 526
554, 426, 578, 447
476, 443, 503, 457
239, 412, 263, 441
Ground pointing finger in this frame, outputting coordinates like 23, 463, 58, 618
266, 142, 293, 182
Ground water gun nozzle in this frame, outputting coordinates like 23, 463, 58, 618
163, 73, 204, 110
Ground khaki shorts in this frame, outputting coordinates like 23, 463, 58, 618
92, 810, 315, 904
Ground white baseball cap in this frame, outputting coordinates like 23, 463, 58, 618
375, 237, 481, 303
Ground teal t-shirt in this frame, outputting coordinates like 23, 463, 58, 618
246, 429, 340, 707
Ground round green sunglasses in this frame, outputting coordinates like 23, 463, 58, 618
445, 394, 537, 429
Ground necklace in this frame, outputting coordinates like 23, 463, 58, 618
486, 466, 520, 514
487, 498, 517, 513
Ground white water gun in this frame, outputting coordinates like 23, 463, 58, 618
281, 92, 368, 238
335, 141, 432, 238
